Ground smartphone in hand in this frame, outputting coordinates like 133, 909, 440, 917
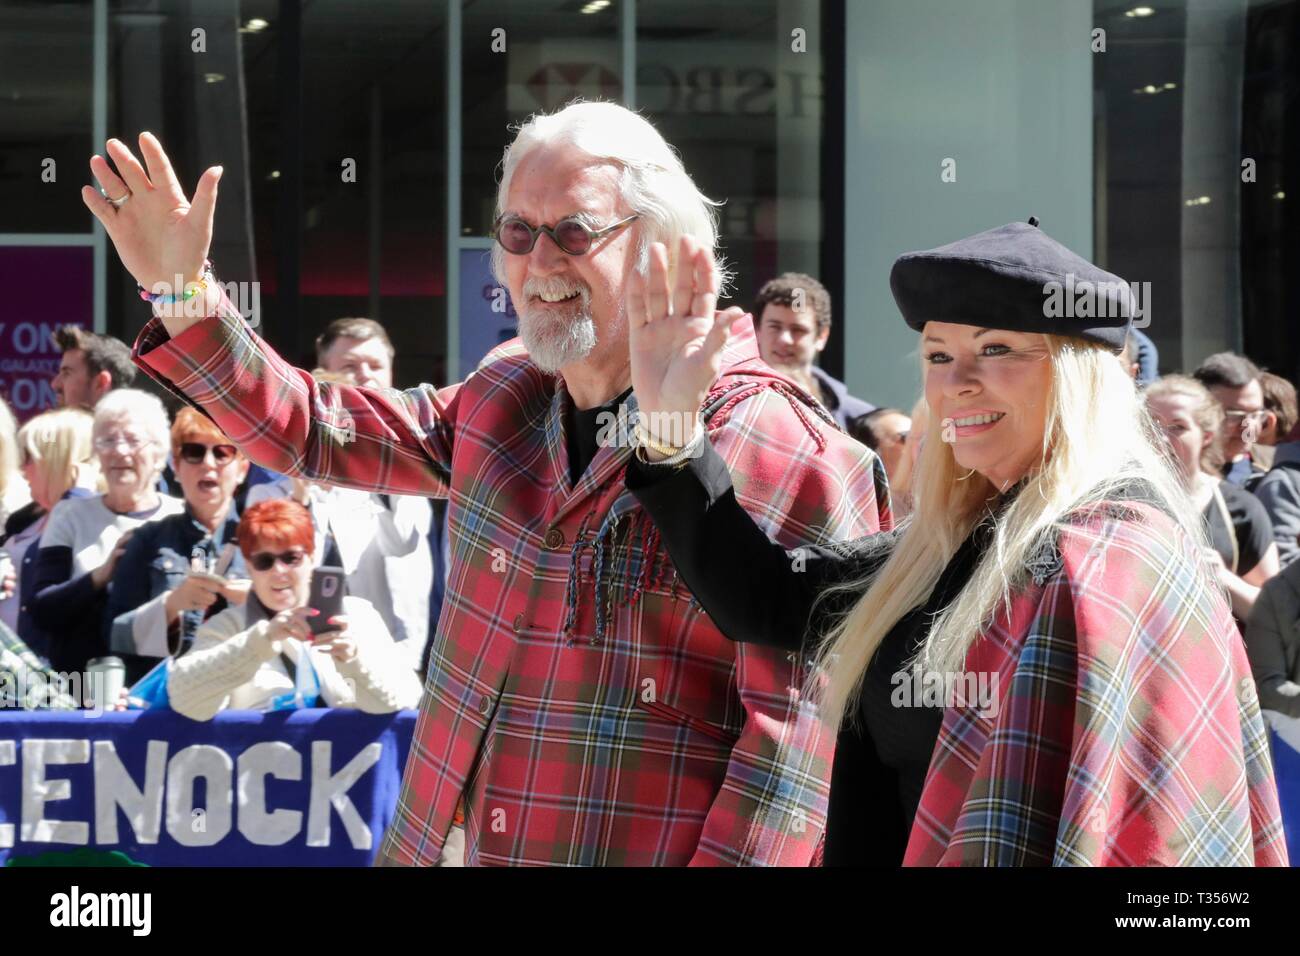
307, 565, 346, 636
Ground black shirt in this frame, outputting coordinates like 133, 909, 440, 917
846, 509, 1002, 862
566, 387, 632, 486
1202, 479, 1273, 576
626, 435, 1014, 865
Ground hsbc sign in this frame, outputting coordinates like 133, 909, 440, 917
508, 44, 822, 120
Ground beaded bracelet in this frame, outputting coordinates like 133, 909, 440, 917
136, 260, 214, 304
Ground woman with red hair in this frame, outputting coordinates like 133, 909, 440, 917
168, 498, 420, 720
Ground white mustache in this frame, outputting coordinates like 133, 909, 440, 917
522, 276, 591, 306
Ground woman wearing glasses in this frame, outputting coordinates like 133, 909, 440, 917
168, 498, 421, 720
106, 407, 255, 683
31, 389, 184, 684
624, 221, 1286, 865
1145, 375, 1279, 623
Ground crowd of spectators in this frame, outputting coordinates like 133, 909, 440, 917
0, 321, 437, 716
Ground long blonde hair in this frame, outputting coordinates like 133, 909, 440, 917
811, 335, 1207, 731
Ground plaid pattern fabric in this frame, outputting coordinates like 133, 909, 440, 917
906, 500, 1289, 866
132, 296, 888, 866
0, 619, 79, 710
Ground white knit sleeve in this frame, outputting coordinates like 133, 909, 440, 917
168, 617, 279, 721
332, 600, 423, 713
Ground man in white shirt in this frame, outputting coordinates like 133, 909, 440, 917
245, 318, 435, 673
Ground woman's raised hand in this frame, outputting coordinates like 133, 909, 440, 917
628, 236, 744, 449
81, 132, 222, 295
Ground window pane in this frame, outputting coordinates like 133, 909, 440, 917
637, 0, 824, 308
0, 0, 95, 234
294, 0, 448, 385
1093, 0, 1300, 378
461, 0, 622, 236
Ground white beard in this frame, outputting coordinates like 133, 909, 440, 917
517, 275, 602, 373
519, 305, 597, 373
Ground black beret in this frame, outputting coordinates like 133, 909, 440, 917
889, 219, 1133, 351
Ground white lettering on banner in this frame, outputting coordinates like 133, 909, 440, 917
307, 741, 381, 850
1, 736, 384, 850
8, 379, 58, 412
0, 358, 60, 373
0, 740, 13, 848
237, 741, 302, 845
93, 739, 166, 845
21, 739, 90, 844
165, 744, 233, 846
13, 321, 60, 355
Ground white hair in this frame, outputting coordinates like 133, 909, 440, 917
93, 388, 171, 453
490, 99, 732, 295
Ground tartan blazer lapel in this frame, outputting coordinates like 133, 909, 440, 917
549, 386, 637, 525
543, 386, 574, 499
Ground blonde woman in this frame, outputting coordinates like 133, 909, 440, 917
0, 408, 100, 656
1146, 375, 1278, 621
626, 220, 1286, 865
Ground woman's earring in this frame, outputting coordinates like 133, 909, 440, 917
955, 468, 977, 481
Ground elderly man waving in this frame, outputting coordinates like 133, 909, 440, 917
82, 101, 889, 867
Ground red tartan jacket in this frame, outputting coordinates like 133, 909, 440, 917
905, 499, 1288, 866
131, 296, 889, 866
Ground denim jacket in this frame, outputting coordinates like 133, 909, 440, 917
105, 503, 246, 684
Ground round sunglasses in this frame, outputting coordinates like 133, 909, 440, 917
248, 549, 307, 572
493, 213, 639, 256
179, 442, 239, 465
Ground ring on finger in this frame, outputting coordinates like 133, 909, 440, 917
100, 187, 131, 208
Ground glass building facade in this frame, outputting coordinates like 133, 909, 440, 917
1, 0, 1296, 416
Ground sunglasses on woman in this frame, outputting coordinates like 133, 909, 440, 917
179, 442, 239, 465
248, 549, 307, 572
493, 213, 639, 256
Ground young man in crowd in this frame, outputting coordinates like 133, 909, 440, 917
752, 272, 875, 431
1194, 351, 1267, 488
52, 326, 137, 410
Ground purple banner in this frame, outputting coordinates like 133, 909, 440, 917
0, 246, 93, 421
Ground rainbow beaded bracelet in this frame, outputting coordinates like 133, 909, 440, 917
136, 260, 214, 304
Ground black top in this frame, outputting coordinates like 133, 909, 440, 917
1202, 479, 1273, 576
625, 436, 1016, 865
31, 498, 172, 676
566, 387, 632, 486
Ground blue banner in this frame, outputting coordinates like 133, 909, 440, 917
0, 709, 416, 867
1271, 728, 1300, 866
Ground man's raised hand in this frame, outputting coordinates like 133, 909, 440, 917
81, 132, 222, 309
628, 236, 744, 451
